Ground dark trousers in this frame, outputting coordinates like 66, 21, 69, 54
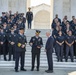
8, 45, 15, 60
15, 51, 25, 70
57, 44, 64, 60
0, 45, 7, 60
31, 52, 40, 69
28, 20, 32, 29
74, 42, 76, 56
46, 50, 53, 70
66, 45, 74, 61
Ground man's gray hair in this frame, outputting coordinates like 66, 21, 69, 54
46, 30, 52, 35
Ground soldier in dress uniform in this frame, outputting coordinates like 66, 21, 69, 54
13, 24, 19, 34
73, 25, 76, 56
74, 34, 76, 57
8, 27, 17, 61
0, 26, 7, 61
53, 14, 61, 24
29, 30, 43, 71
65, 31, 74, 62
15, 28, 27, 72
26, 7, 33, 29
1, 12, 8, 23
3, 22, 10, 57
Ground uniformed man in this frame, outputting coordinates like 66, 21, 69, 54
13, 24, 19, 34
3, 22, 10, 57
73, 25, 76, 56
17, 20, 25, 29
15, 28, 27, 72
52, 26, 59, 55
74, 34, 76, 57
26, 7, 33, 29
70, 16, 75, 25
56, 31, 65, 62
29, 30, 43, 71
1, 12, 8, 23
65, 31, 74, 62
0, 26, 7, 61
53, 14, 61, 24
8, 27, 17, 61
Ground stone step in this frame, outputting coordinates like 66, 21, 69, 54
0, 62, 76, 68
0, 55, 76, 62
0, 29, 75, 69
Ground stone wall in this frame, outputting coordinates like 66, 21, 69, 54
53, 0, 76, 20
0, 0, 27, 16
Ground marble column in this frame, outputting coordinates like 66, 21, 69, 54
26, 0, 31, 11
63, 0, 71, 20
53, 0, 63, 20
8, 0, 27, 14
50, 0, 54, 29
71, 0, 76, 19
0, 0, 8, 16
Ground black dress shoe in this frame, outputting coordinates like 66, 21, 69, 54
8, 59, 11, 61
61, 59, 63, 62
21, 68, 27, 71
37, 68, 39, 71
45, 70, 53, 73
4, 59, 7, 61
65, 59, 67, 62
15, 70, 19, 72
71, 60, 74, 62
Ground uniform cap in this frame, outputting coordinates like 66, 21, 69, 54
36, 30, 41, 34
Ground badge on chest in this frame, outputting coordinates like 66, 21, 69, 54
38, 38, 41, 42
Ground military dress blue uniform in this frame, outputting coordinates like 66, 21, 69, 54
52, 29, 59, 55
65, 34, 74, 62
15, 29, 27, 72
29, 30, 43, 71
74, 30, 76, 56
8, 28, 17, 61
26, 11, 33, 29
0, 28, 7, 60
3, 25, 10, 56
56, 35, 65, 62
1, 13, 8, 23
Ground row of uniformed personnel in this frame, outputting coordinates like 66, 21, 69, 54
52, 14, 76, 62
0, 27, 43, 72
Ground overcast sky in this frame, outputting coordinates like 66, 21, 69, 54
30, 0, 51, 6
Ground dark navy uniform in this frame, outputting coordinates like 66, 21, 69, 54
74, 32, 76, 56
75, 36, 76, 55
52, 29, 59, 55
0, 29, 7, 60
18, 23, 25, 29
65, 35, 74, 62
15, 28, 27, 72
29, 30, 43, 71
56, 35, 65, 61
3, 26, 10, 56
26, 10, 33, 29
1, 12, 8, 23
8, 28, 17, 61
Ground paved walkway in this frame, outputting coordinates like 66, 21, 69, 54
0, 68, 76, 75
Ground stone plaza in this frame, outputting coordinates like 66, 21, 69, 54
0, 68, 76, 75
